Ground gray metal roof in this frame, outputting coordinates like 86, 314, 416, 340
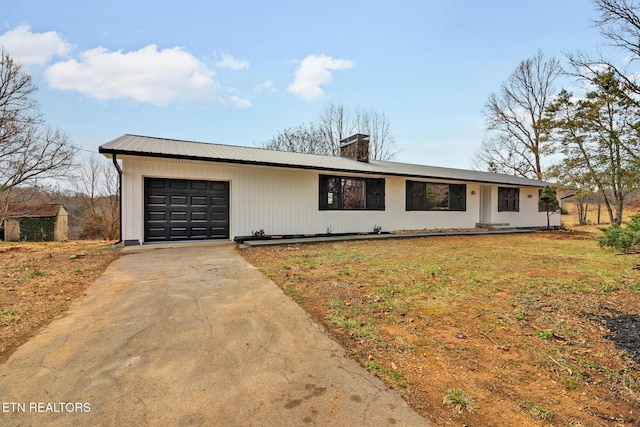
99, 134, 547, 187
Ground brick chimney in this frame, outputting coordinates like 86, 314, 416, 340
339, 133, 370, 162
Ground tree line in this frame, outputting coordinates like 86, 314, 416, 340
474, 0, 640, 226
0, 48, 118, 240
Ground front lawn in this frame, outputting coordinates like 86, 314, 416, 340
241, 230, 640, 426
0, 241, 122, 363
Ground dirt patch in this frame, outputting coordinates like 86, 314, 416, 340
240, 230, 640, 426
0, 240, 121, 363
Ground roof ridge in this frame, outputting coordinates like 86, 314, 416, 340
122, 134, 338, 159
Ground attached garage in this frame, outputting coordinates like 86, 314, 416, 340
144, 178, 229, 242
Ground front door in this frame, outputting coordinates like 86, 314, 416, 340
479, 185, 492, 224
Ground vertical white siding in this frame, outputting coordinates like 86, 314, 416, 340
492, 187, 561, 228
385, 179, 483, 230
119, 156, 559, 243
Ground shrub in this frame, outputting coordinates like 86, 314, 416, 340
81, 213, 118, 240
252, 229, 266, 239
599, 215, 640, 253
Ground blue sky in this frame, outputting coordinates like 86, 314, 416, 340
0, 0, 623, 169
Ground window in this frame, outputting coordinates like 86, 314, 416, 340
319, 175, 385, 210
405, 181, 466, 211
498, 187, 519, 212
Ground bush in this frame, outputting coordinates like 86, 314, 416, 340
599, 215, 640, 253
80, 213, 118, 240
19, 217, 55, 241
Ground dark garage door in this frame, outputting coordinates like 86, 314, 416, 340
144, 178, 229, 242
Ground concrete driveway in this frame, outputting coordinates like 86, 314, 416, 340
0, 242, 429, 426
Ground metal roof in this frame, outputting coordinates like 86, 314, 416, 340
3, 204, 63, 218
99, 134, 547, 187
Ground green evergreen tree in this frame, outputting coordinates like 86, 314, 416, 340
599, 216, 640, 253
539, 185, 560, 229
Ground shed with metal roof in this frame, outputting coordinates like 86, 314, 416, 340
1, 204, 69, 242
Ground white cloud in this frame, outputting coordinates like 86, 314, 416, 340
222, 95, 252, 108
2, 26, 254, 107
254, 80, 275, 94
216, 52, 249, 70
287, 54, 352, 101
44, 44, 230, 106
0, 25, 70, 65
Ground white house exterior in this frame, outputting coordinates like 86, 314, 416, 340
99, 134, 560, 245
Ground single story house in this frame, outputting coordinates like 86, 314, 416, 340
1, 204, 70, 242
99, 133, 560, 245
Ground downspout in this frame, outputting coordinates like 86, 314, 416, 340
112, 153, 123, 245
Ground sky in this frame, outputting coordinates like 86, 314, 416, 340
0, 0, 626, 170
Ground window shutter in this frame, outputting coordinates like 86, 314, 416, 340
319, 175, 328, 209
498, 187, 507, 212
406, 180, 425, 210
366, 178, 385, 210
406, 181, 412, 211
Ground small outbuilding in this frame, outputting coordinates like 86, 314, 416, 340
1, 204, 70, 242
99, 133, 561, 245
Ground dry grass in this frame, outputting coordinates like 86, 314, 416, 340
240, 209, 640, 426
0, 240, 122, 363
2, 202, 639, 425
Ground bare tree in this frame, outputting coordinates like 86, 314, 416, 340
262, 103, 400, 161
317, 103, 347, 155
0, 48, 76, 222
75, 154, 119, 240
546, 160, 596, 226
583, 1, 640, 106
474, 51, 562, 180
594, 0, 640, 57
260, 123, 332, 156
349, 106, 399, 161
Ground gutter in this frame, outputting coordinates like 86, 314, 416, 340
112, 153, 123, 245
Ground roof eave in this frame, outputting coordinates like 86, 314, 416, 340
100, 147, 548, 187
